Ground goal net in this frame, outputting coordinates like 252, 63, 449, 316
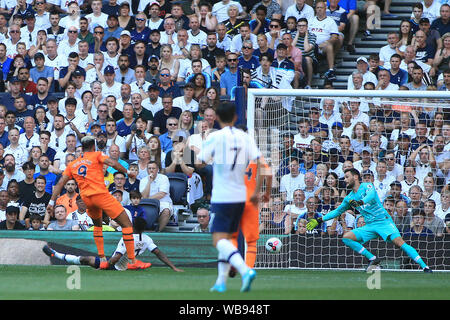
246, 89, 450, 271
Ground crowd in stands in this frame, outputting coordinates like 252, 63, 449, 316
0, 0, 448, 236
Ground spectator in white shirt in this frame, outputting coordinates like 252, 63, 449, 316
280, 157, 305, 202
86, 0, 108, 33
139, 161, 173, 232
212, 0, 245, 24
379, 32, 401, 70
284, 0, 315, 23
284, 188, 307, 222
347, 57, 378, 89
376, 68, 400, 90
230, 22, 258, 54
373, 160, 395, 200
4, 128, 28, 170
172, 82, 199, 113
294, 118, 315, 151
187, 15, 207, 47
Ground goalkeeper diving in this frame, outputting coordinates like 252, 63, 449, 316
307, 168, 432, 273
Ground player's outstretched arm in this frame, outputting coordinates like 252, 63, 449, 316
107, 253, 122, 267
47, 174, 71, 216
153, 248, 184, 272
361, 184, 378, 205
307, 199, 351, 231
103, 157, 132, 177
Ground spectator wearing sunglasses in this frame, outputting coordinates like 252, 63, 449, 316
157, 68, 182, 99
131, 12, 151, 44
219, 52, 239, 96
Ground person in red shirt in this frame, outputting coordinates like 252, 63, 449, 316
17, 67, 37, 95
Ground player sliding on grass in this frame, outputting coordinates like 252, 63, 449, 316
43, 217, 184, 272
307, 168, 432, 273
47, 135, 147, 270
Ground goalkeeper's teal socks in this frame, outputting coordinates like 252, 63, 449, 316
342, 238, 375, 261
400, 243, 427, 269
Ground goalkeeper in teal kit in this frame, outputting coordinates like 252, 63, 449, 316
307, 168, 432, 272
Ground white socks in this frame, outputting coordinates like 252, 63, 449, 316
54, 251, 81, 265
216, 239, 250, 277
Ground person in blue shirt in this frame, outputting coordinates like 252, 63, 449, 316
249, 5, 271, 35
220, 52, 239, 96
430, 4, 450, 37
124, 190, 146, 223
307, 168, 432, 272
238, 40, 260, 72
130, 12, 151, 44
33, 154, 57, 194
0, 43, 13, 81
230, 68, 264, 100
389, 53, 408, 86
104, 14, 123, 41
29, 53, 54, 87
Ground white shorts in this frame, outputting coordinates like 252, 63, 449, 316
160, 201, 174, 216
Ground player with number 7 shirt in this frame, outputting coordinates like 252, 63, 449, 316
197, 101, 270, 293
47, 135, 150, 270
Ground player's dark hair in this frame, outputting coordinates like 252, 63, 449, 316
411, 207, 426, 217
344, 168, 361, 179
81, 137, 96, 151
390, 53, 402, 60
133, 217, 146, 233
216, 101, 236, 123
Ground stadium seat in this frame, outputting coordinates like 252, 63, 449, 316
139, 198, 160, 230
165, 172, 192, 228
165, 172, 189, 206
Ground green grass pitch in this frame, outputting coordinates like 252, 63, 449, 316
0, 265, 448, 300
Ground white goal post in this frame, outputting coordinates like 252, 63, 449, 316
247, 89, 450, 271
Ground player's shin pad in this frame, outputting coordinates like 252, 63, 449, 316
93, 226, 105, 258
122, 227, 135, 260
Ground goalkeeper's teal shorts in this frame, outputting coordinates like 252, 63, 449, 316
352, 218, 401, 244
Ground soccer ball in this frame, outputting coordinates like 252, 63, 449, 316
265, 237, 282, 253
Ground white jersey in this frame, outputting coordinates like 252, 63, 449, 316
172, 96, 199, 113
66, 210, 93, 230
198, 126, 261, 203
113, 233, 157, 271
308, 16, 339, 45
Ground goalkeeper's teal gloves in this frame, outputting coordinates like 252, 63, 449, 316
306, 217, 323, 231
349, 199, 364, 208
